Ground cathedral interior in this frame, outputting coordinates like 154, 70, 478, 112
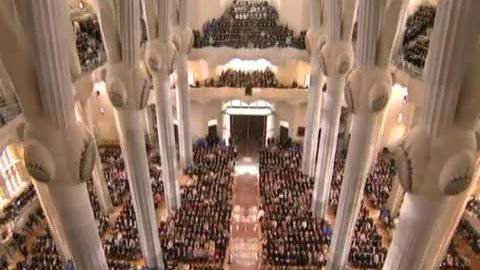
0, 0, 479, 269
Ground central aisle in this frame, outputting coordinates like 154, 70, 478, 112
227, 156, 262, 270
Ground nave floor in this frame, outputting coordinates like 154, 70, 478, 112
226, 157, 261, 270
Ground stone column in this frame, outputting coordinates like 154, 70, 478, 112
385, 174, 404, 216
302, 0, 325, 176
0, 1, 109, 269
145, 0, 181, 212
145, 105, 158, 148
74, 78, 114, 215
384, 1, 480, 269
327, 0, 406, 268
175, 0, 194, 170
96, 0, 165, 268
311, 0, 355, 219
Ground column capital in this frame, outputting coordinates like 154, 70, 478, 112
105, 63, 152, 110
345, 66, 392, 115
23, 117, 96, 187
319, 41, 353, 78
306, 28, 326, 58
173, 26, 194, 55
145, 39, 177, 75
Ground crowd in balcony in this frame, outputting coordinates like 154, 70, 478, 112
192, 68, 305, 89
159, 140, 236, 269
439, 243, 470, 270
399, 5, 436, 69
72, 15, 106, 72
259, 139, 331, 268
193, 0, 306, 49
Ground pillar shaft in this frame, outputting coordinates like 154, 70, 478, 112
302, 58, 324, 175
312, 76, 345, 218
327, 113, 377, 269
114, 108, 164, 268
0, 0, 109, 268
80, 100, 113, 215
154, 71, 181, 211
176, 53, 194, 169
48, 183, 107, 270
385, 174, 404, 216
384, 1, 480, 269
33, 181, 71, 263
145, 105, 158, 147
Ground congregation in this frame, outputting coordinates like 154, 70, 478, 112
193, 0, 306, 49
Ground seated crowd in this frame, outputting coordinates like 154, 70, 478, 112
439, 243, 470, 270
193, 0, 306, 49
159, 139, 237, 269
193, 68, 305, 89
260, 139, 331, 268
72, 14, 106, 72
399, 4, 436, 69
457, 220, 480, 255
0, 184, 36, 228
349, 204, 387, 269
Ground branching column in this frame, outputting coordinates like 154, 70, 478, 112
0, 1, 108, 269
384, 1, 480, 269
144, 0, 181, 212
327, 0, 406, 268
95, 0, 165, 268
74, 75, 114, 215
302, 0, 325, 176
175, 0, 194, 170
312, 0, 355, 219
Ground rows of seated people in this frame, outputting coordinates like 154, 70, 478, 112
72, 14, 106, 72
14, 209, 64, 270
0, 184, 36, 227
260, 139, 331, 268
466, 197, 480, 220
193, 0, 306, 49
349, 204, 387, 269
193, 68, 305, 90
364, 152, 396, 210
439, 243, 470, 270
159, 139, 237, 269
457, 220, 480, 255
400, 5, 436, 69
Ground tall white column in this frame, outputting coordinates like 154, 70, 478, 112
384, 1, 480, 269
96, 0, 165, 268
312, 0, 355, 219
75, 83, 114, 215
114, 109, 164, 268
327, 0, 406, 268
385, 174, 404, 216
145, 105, 158, 148
0, 1, 109, 269
302, 0, 326, 176
145, 0, 181, 212
175, 0, 194, 170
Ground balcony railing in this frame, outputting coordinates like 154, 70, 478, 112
393, 54, 424, 80
0, 104, 22, 127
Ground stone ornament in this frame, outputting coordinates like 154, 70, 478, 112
394, 128, 429, 192
345, 67, 392, 115
306, 28, 326, 60
320, 41, 354, 77
439, 150, 474, 195
105, 63, 150, 110
24, 138, 55, 184
145, 40, 177, 75
23, 120, 96, 186
172, 26, 194, 55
